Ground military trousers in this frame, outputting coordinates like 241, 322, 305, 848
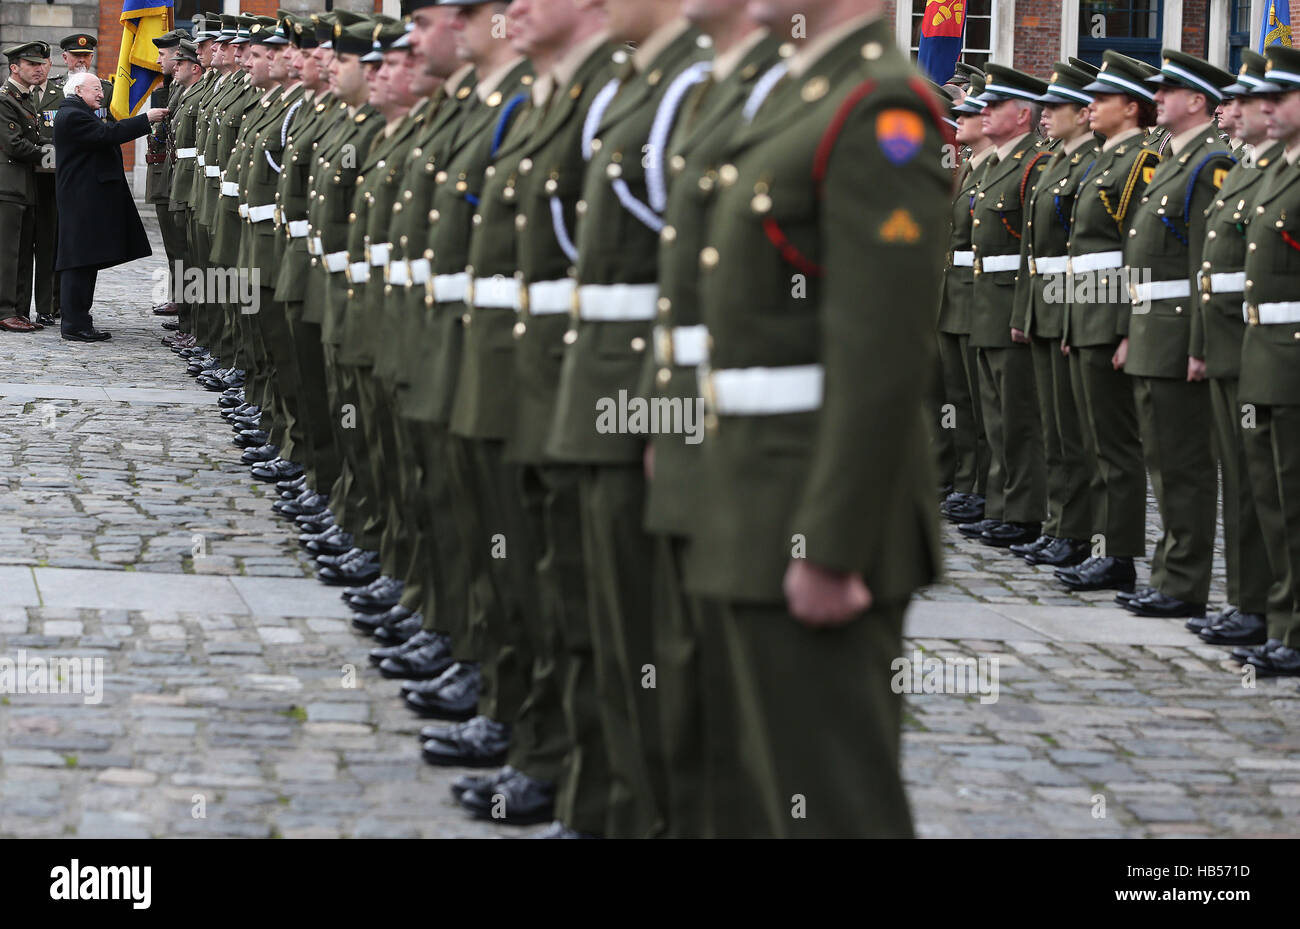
1242, 403, 1300, 645
929, 335, 954, 491
1210, 376, 1273, 615
976, 344, 1045, 523
154, 201, 187, 299
355, 369, 407, 582
284, 306, 343, 498
0, 199, 35, 319
1068, 344, 1146, 557
937, 331, 986, 496
1133, 376, 1215, 604
321, 346, 381, 553
701, 596, 914, 838
384, 409, 430, 620
408, 422, 469, 646
34, 173, 59, 317
1031, 335, 1091, 540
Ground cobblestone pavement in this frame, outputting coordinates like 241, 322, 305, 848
0, 218, 1296, 838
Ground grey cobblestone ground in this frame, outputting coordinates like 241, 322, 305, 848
0, 218, 1296, 838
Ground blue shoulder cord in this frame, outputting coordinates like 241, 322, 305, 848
466, 92, 529, 207
1160, 152, 1237, 246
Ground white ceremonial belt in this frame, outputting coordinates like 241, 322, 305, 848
951, 250, 974, 268
1131, 278, 1190, 303
386, 262, 410, 286
287, 220, 309, 238
347, 261, 370, 284
176, 148, 197, 159
976, 254, 1019, 273
197, 154, 206, 166
473, 276, 520, 310
369, 243, 391, 267
433, 272, 469, 303
577, 283, 659, 322
654, 324, 709, 367
526, 279, 575, 315
409, 259, 431, 285
709, 364, 824, 416
238, 203, 249, 219
307, 236, 324, 255
1033, 255, 1070, 275
323, 251, 349, 273
220, 181, 239, 197
1199, 270, 1245, 295
1068, 250, 1124, 274
1244, 301, 1300, 325
247, 204, 276, 223
203, 165, 220, 177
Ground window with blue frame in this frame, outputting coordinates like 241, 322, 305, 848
1229, 0, 1252, 71
1078, 0, 1164, 67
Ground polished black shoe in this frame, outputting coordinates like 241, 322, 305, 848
1115, 585, 1156, 606
373, 614, 423, 645
315, 547, 376, 570
304, 533, 355, 557
369, 627, 440, 664
36, 313, 56, 327
160, 320, 181, 331
352, 603, 413, 635
250, 458, 304, 482
449, 761, 514, 799
1186, 606, 1232, 633
186, 355, 220, 374
1009, 534, 1054, 557
317, 557, 381, 586
379, 635, 454, 680
422, 716, 510, 768
1199, 611, 1267, 646
275, 492, 329, 518
276, 475, 308, 495
404, 663, 480, 720
294, 511, 336, 533
346, 578, 403, 611
957, 518, 1000, 538
980, 521, 1041, 548
1245, 645, 1300, 677
1123, 590, 1205, 619
217, 394, 245, 409
234, 429, 271, 449
1231, 638, 1284, 664
458, 770, 555, 825
1057, 556, 1136, 592
942, 496, 987, 523
342, 576, 389, 598
228, 416, 262, 432
1027, 537, 1089, 567
241, 443, 280, 464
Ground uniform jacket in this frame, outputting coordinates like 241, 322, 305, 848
0, 81, 43, 204
52, 96, 152, 271
168, 70, 212, 210
236, 84, 306, 276
272, 92, 342, 304
210, 83, 273, 266
1123, 127, 1233, 378
684, 18, 948, 605
1239, 154, 1300, 406
936, 155, 985, 336
144, 77, 179, 202
31, 78, 62, 175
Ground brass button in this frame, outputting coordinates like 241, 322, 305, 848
606, 163, 622, 179
575, 200, 587, 217
513, 322, 526, 338
589, 138, 601, 153
545, 178, 558, 194
630, 337, 646, 353
718, 164, 738, 187
563, 329, 578, 345
429, 209, 440, 223
485, 165, 496, 178
472, 214, 482, 225
700, 246, 719, 269
670, 155, 686, 174
519, 158, 533, 175
462, 312, 472, 326
515, 214, 527, 230
751, 193, 771, 214
435, 170, 448, 183
657, 297, 672, 314
661, 225, 676, 243
657, 368, 671, 387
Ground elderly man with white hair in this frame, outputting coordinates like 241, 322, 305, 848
51, 72, 166, 342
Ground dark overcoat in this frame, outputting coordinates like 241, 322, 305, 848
52, 95, 152, 271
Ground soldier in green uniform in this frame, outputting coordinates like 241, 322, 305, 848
961, 65, 1050, 548
145, 29, 187, 322
687, 0, 948, 837
937, 71, 992, 526
161, 39, 205, 345
1119, 50, 1235, 620
0, 42, 46, 333
24, 42, 60, 327
57, 35, 113, 123
1191, 51, 1281, 649
1008, 64, 1098, 568
1237, 47, 1300, 677
1055, 51, 1160, 596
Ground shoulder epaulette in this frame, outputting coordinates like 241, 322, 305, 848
1019, 150, 1050, 206
1184, 151, 1237, 224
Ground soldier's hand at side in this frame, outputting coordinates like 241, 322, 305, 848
1187, 356, 1206, 382
1060, 340, 1070, 357
1112, 337, 1129, 371
643, 443, 655, 481
784, 560, 873, 627
1010, 327, 1029, 344
147, 108, 169, 124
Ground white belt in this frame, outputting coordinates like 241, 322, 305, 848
369, 243, 391, 267
709, 364, 824, 416
197, 154, 206, 166
1033, 255, 1070, 275
577, 283, 658, 322
323, 251, 349, 273
248, 204, 276, 223
221, 181, 239, 198
287, 220, 309, 238
204, 165, 220, 178
951, 250, 974, 267
177, 147, 197, 159
1245, 301, 1300, 325
409, 259, 431, 285
348, 261, 370, 284
977, 254, 1019, 273
473, 276, 520, 310
1068, 250, 1124, 274
307, 236, 324, 256
387, 262, 410, 286
1199, 270, 1245, 295
527, 279, 575, 315
1131, 278, 1190, 302
433, 272, 469, 303
238, 203, 249, 219
654, 324, 709, 367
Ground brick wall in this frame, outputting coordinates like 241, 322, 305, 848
1183, 0, 1207, 58
1012, 0, 1062, 76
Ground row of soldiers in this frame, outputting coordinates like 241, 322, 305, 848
933, 46, 1300, 677
156, 0, 949, 838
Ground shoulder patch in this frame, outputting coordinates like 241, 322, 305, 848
1142, 165, 1155, 184
878, 208, 921, 243
1212, 167, 1228, 189
876, 109, 924, 165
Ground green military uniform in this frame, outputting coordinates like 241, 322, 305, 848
0, 44, 45, 325
1239, 47, 1300, 670
145, 31, 188, 311
969, 67, 1051, 537
167, 40, 212, 335
1122, 50, 1235, 611
545, 19, 710, 839
1011, 64, 1099, 560
29, 70, 61, 321
686, 13, 947, 836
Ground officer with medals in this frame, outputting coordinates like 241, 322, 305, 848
0, 42, 46, 332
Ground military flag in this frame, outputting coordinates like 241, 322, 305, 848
109, 0, 173, 120
1258, 0, 1293, 52
918, 0, 967, 84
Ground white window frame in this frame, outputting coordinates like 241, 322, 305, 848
898, 0, 1004, 68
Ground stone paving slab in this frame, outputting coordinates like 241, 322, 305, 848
0, 567, 39, 606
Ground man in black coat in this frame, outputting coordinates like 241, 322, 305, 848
52, 72, 166, 341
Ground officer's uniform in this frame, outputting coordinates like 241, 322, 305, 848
0, 43, 45, 328
145, 31, 188, 311
169, 35, 215, 337
29, 65, 62, 324
686, 12, 948, 836
1122, 50, 1235, 615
